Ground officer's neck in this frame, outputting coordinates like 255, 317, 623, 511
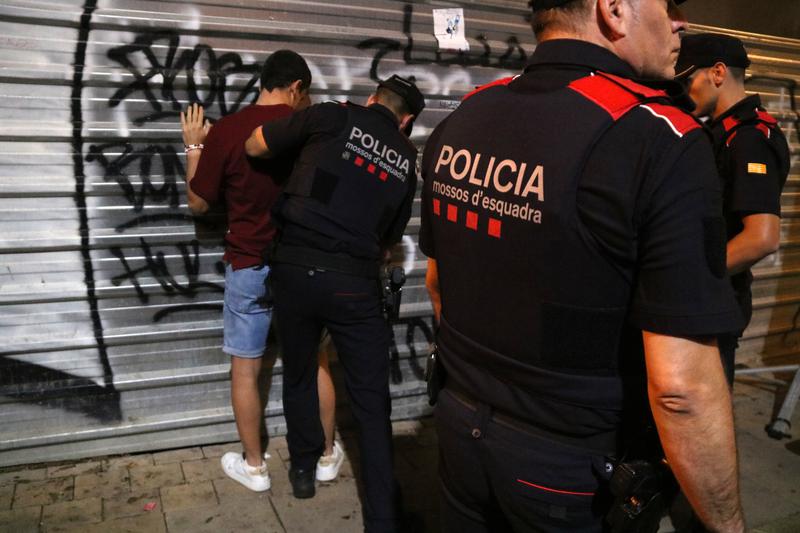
712, 84, 748, 121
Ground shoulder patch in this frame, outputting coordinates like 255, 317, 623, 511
568, 74, 642, 120
722, 116, 739, 132
567, 72, 668, 121
638, 103, 701, 138
756, 110, 778, 126
723, 109, 778, 144
462, 76, 517, 101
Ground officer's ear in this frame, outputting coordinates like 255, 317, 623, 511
398, 114, 415, 134
709, 62, 728, 88
597, 0, 630, 40
366, 94, 378, 106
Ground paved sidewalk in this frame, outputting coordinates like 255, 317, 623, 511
1, 380, 799, 533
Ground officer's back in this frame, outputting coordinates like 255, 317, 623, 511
250, 77, 423, 262
244, 76, 425, 532
420, 1, 746, 531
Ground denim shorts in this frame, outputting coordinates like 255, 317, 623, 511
223, 263, 272, 358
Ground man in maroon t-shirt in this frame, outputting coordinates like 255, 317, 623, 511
180, 50, 311, 492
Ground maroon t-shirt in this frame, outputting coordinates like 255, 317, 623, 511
190, 104, 294, 269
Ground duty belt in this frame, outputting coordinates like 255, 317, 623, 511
271, 244, 380, 279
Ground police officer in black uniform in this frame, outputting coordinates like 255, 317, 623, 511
245, 75, 424, 533
676, 33, 791, 384
421, 1, 745, 531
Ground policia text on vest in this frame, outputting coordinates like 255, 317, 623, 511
433, 144, 545, 224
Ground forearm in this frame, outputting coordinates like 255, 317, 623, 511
644, 333, 744, 532
727, 233, 775, 275
425, 258, 441, 324
184, 150, 209, 215
727, 214, 780, 275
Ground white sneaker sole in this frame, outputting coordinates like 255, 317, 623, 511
315, 445, 345, 482
221, 452, 271, 492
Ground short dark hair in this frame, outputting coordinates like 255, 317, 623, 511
529, 0, 592, 39
260, 50, 311, 92
375, 87, 411, 117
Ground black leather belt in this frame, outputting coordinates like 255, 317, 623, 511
271, 244, 380, 279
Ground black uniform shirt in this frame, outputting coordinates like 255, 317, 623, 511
419, 40, 743, 441
263, 102, 417, 260
709, 94, 790, 322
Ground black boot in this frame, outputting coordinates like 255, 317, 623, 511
289, 467, 316, 499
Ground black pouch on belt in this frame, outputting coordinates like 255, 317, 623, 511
425, 343, 447, 406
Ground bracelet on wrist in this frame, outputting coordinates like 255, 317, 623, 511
184, 143, 204, 153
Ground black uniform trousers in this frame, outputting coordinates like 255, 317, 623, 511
271, 262, 398, 533
435, 388, 613, 533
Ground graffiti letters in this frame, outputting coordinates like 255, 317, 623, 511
110, 238, 223, 311
86, 142, 182, 215
107, 31, 262, 124
86, 139, 224, 322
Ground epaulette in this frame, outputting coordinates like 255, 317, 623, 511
568, 72, 702, 137
721, 107, 779, 146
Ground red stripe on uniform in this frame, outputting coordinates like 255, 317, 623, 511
757, 110, 778, 125
600, 73, 668, 99
722, 116, 739, 132
367, 163, 376, 174
567, 75, 642, 121
379, 171, 388, 181
757, 123, 772, 138
462, 76, 516, 101
355, 156, 365, 167
516, 479, 595, 497
641, 103, 701, 136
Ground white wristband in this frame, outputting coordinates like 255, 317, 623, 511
185, 143, 204, 153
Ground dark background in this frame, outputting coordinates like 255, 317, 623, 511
683, 0, 800, 39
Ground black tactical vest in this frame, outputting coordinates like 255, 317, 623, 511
429, 73, 700, 449
279, 103, 417, 249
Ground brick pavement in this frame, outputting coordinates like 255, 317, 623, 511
1, 382, 799, 532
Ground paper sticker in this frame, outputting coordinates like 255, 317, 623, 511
433, 8, 469, 52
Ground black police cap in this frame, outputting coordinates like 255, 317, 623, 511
379, 75, 426, 117
675, 33, 751, 79
530, 0, 687, 11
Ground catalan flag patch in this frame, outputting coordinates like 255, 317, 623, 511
748, 163, 767, 175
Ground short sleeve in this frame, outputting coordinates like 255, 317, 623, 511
727, 127, 783, 217
261, 102, 344, 157
189, 124, 227, 205
629, 133, 744, 336
418, 121, 448, 258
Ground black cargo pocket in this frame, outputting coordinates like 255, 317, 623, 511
541, 302, 626, 371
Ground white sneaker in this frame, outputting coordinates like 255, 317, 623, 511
221, 451, 271, 491
316, 441, 345, 482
